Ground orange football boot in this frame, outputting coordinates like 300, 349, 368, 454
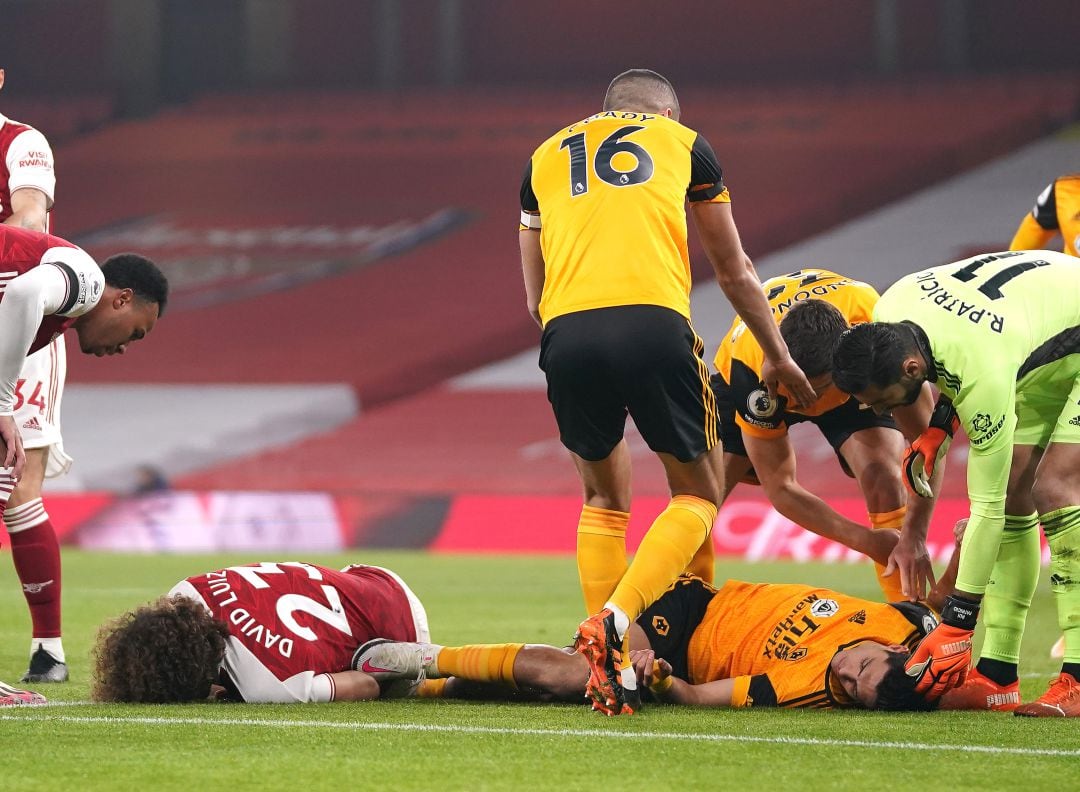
938, 669, 1020, 712
1014, 672, 1080, 718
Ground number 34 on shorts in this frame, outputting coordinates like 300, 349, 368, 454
13, 378, 48, 413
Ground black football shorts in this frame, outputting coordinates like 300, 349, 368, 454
540, 305, 719, 462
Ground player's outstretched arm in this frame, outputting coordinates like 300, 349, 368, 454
690, 202, 814, 407
887, 385, 948, 600
744, 434, 896, 564
926, 519, 966, 614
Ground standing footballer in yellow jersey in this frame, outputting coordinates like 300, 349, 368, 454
518, 69, 814, 715
1010, 173, 1080, 257
695, 271, 940, 603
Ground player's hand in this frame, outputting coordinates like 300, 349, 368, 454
0, 414, 25, 482
761, 355, 815, 409
905, 595, 979, 700
864, 526, 900, 566
883, 532, 936, 601
902, 398, 958, 498
630, 649, 673, 695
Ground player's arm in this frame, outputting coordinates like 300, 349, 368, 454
685, 135, 813, 407
518, 159, 544, 327
888, 382, 942, 600
1009, 181, 1058, 251
325, 670, 381, 701
927, 519, 966, 613
4, 188, 48, 232
1010, 213, 1057, 250
0, 262, 74, 478
4, 128, 54, 234
631, 648, 737, 706
743, 432, 895, 564
691, 203, 813, 407
519, 229, 544, 328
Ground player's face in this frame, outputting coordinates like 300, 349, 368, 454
830, 641, 907, 708
852, 377, 922, 416
75, 292, 159, 357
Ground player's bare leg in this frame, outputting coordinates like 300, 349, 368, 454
4, 449, 66, 683
839, 426, 907, 601
685, 448, 745, 582
355, 640, 592, 700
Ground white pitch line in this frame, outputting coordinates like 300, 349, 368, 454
0, 713, 1077, 757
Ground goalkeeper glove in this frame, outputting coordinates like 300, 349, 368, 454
905, 594, 979, 700
902, 398, 959, 498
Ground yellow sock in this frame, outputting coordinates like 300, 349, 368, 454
577, 505, 630, 615
434, 644, 523, 689
608, 495, 716, 622
869, 507, 906, 601
415, 678, 448, 698
684, 536, 715, 582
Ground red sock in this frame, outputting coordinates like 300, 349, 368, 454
6, 500, 62, 638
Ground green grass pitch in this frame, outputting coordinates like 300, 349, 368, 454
0, 550, 1076, 790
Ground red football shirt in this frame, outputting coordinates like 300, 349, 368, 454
171, 562, 428, 702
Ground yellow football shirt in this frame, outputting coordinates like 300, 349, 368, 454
1010, 173, 1080, 257
713, 270, 879, 439
688, 579, 934, 708
520, 110, 730, 325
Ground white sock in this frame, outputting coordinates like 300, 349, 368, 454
32, 638, 65, 664
603, 602, 631, 639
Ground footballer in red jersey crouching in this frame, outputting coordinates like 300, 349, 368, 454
91, 561, 430, 703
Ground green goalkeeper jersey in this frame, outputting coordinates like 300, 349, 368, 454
874, 249, 1080, 593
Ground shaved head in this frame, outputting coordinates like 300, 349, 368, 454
602, 69, 680, 118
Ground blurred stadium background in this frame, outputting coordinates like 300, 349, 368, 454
1, 0, 1077, 560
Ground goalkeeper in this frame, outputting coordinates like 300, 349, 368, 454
706, 271, 942, 603
832, 249, 1080, 717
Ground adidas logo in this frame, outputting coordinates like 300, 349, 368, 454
21, 416, 41, 431
847, 610, 866, 625
1070, 415, 1080, 427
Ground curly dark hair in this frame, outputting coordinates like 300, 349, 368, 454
874, 651, 938, 711
92, 595, 229, 703
101, 253, 170, 317
779, 299, 849, 377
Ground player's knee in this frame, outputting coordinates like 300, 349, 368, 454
1031, 473, 1075, 516
1004, 489, 1037, 517
582, 489, 631, 513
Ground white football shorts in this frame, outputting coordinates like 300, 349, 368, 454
16, 336, 72, 478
